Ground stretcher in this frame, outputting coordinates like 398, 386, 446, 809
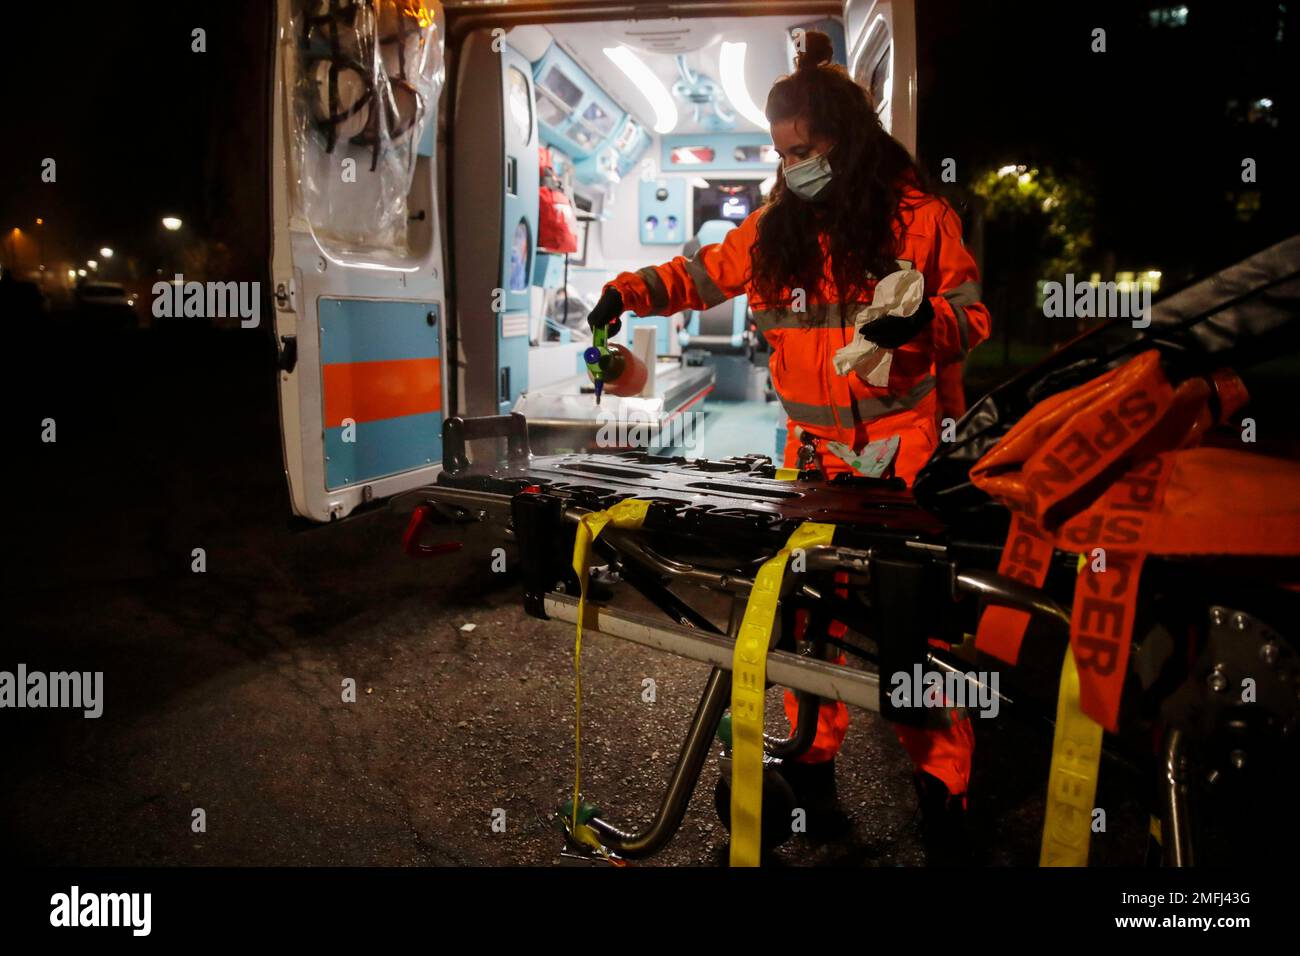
397, 235, 1300, 866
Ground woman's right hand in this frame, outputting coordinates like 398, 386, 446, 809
586, 287, 625, 330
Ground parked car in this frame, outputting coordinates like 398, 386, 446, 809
74, 281, 138, 330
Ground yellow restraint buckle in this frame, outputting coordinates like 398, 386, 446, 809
730, 521, 836, 866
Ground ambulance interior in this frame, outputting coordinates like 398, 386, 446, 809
273, 1, 908, 522
453, 10, 882, 459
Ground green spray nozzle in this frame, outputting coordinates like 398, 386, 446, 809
583, 316, 622, 405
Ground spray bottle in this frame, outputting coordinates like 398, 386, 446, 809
583, 315, 648, 402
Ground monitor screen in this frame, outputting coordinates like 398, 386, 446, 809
692, 180, 764, 227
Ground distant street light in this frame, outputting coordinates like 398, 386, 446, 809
87, 259, 98, 271
162, 217, 183, 231
77, 268, 87, 277
100, 247, 114, 258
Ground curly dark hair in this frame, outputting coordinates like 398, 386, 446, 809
750, 30, 922, 318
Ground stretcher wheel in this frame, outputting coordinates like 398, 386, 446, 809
714, 767, 798, 853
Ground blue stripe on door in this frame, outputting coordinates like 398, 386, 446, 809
325, 412, 442, 491
319, 299, 441, 366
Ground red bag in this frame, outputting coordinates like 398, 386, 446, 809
538, 148, 579, 254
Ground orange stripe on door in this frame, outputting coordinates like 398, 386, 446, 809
323, 357, 442, 427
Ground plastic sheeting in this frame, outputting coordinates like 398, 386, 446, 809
289, 0, 444, 258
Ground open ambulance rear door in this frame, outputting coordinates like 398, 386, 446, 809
270, 0, 448, 522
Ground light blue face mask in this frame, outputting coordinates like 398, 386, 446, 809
783, 152, 833, 201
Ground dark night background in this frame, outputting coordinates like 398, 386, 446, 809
1, 1, 1293, 349
0, 3, 274, 289
0, 0, 1295, 873
922, 0, 1293, 275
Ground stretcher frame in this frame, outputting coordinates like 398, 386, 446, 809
404, 414, 1092, 862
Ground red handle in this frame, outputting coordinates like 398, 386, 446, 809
402, 504, 463, 557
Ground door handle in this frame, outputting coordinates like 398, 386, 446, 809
277, 334, 298, 374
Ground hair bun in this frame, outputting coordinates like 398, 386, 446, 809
794, 30, 835, 71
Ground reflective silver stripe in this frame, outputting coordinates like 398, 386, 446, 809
847, 374, 936, 421
752, 303, 859, 333
942, 280, 980, 356
776, 374, 937, 428
953, 303, 970, 354
777, 396, 839, 427
944, 280, 982, 307
684, 252, 727, 309
636, 267, 670, 313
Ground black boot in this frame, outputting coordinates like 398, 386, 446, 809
776, 758, 851, 841
912, 771, 974, 866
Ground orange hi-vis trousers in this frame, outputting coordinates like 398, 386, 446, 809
780, 410, 976, 797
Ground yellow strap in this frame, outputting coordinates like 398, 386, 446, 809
730, 521, 836, 866
1039, 646, 1104, 866
569, 498, 651, 835
774, 468, 800, 481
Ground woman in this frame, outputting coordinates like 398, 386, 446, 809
586, 31, 989, 850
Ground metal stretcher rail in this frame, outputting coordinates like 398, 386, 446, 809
546, 592, 883, 710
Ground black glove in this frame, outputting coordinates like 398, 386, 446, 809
587, 287, 625, 331
858, 296, 935, 349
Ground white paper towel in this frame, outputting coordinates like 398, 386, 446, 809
831, 269, 926, 387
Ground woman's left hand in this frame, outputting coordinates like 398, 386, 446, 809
858, 297, 935, 349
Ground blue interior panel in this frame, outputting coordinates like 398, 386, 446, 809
499, 45, 538, 412
639, 178, 687, 244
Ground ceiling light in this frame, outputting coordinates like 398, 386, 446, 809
720, 42, 767, 131
604, 46, 678, 134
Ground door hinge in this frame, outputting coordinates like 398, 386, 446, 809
274, 277, 297, 313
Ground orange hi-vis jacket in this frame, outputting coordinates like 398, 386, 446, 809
607, 186, 990, 481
